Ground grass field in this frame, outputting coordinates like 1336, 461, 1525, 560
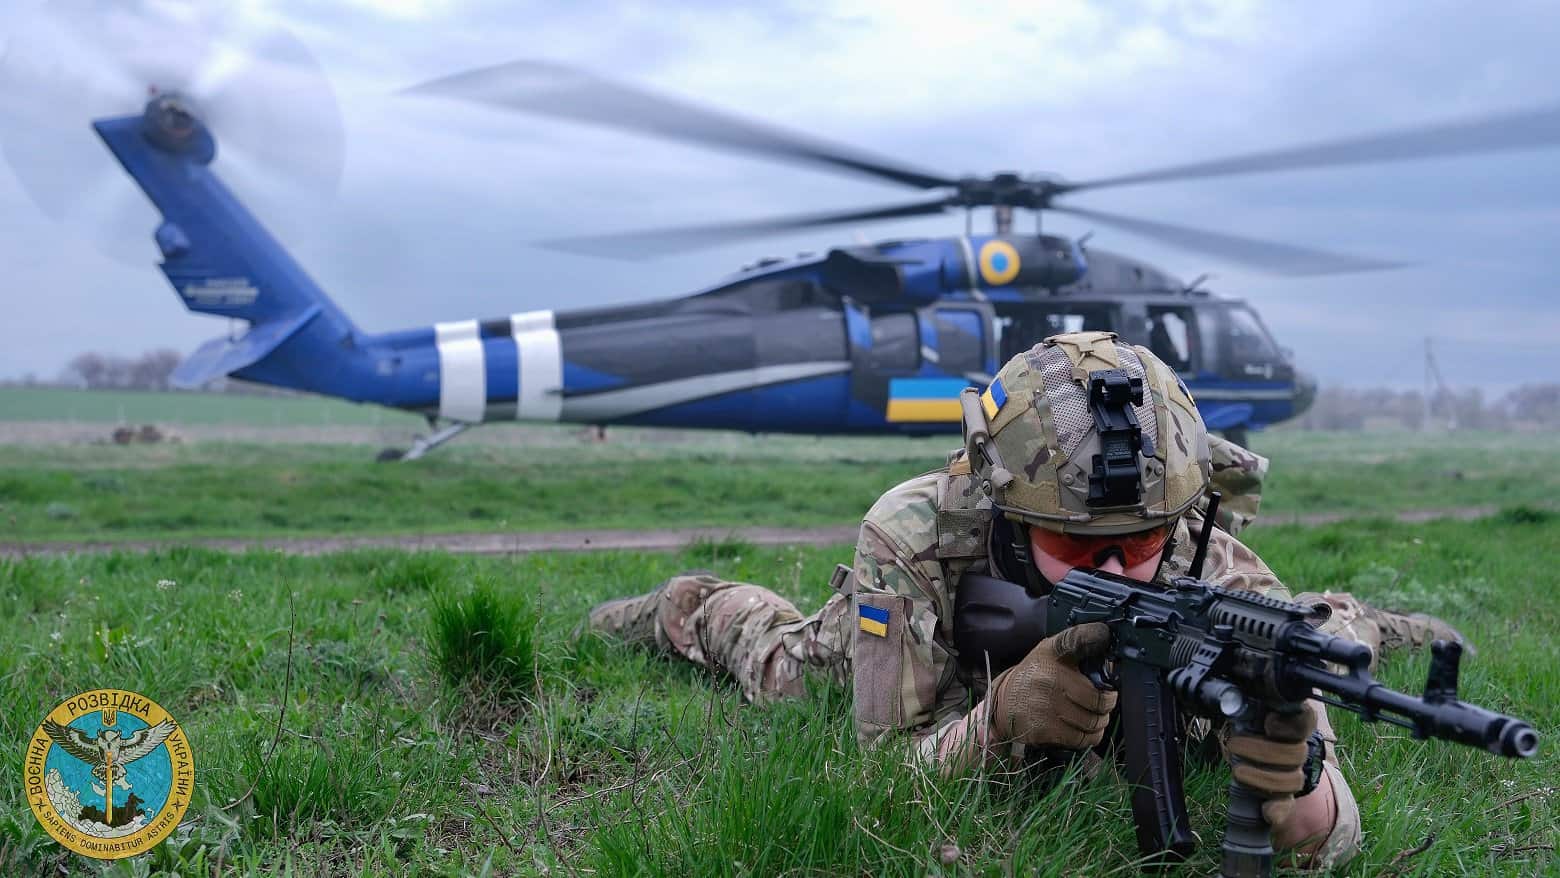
0, 513, 1554, 876
1, 420, 1556, 874
2, 430, 1558, 544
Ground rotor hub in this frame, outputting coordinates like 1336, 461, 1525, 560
140, 92, 214, 160
950, 174, 1067, 210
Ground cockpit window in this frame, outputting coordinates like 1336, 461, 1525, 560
1226, 306, 1278, 362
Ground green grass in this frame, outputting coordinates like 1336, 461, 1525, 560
0, 515, 1554, 876
0, 387, 423, 426
3, 431, 1558, 544
429, 579, 540, 697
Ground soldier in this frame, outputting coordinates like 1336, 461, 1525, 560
589, 332, 1462, 868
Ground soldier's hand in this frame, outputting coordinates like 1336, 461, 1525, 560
988, 622, 1117, 749
1224, 708, 1317, 826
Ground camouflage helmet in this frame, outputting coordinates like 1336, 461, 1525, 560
959, 331, 1210, 535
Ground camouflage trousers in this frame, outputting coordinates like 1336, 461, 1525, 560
622, 574, 1407, 704
635, 572, 854, 703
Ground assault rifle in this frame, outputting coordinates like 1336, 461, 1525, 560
953, 499, 1539, 878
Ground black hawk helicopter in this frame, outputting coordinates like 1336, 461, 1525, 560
9, 6, 1560, 457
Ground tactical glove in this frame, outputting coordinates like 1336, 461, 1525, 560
1224, 708, 1318, 826
988, 622, 1117, 749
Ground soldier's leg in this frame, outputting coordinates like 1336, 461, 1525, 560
588, 573, 850, 703
1207, 434, 1270, 537
1294, 591, 1469, 670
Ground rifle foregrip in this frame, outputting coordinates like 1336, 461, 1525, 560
1118, 660, 1194, 862
1220, 715, 1275, 878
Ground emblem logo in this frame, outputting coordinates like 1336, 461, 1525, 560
978, 239, 1022, 285
23, 689, 194, 860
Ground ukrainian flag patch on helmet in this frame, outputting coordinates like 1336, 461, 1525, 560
858, 604, 890, 637
980, 377, 1008, 419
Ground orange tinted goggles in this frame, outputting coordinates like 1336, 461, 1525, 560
1029, 524, 1171, 569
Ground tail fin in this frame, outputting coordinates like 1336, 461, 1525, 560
93, 97, 367, 395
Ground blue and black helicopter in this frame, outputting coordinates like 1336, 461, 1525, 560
12, 9, 1560, 458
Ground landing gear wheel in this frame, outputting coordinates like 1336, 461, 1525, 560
376, 447, 405, 462
1221, 427, 1250, 450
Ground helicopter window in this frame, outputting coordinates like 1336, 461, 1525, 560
1225, 306, 1279, 364
1146, 306, 1197, 373
869, 312, 920, 372
996, 305, 1118, 361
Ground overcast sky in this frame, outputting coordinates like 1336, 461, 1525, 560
1, 0, 1556, 396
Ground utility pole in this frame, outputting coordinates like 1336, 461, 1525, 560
1423, 337, 1456, 431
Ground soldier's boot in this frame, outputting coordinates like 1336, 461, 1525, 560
587, 591, 662, 645
586, 572, 725, 647
1362, 605, 1474, 656
1296, 591, 1473, 671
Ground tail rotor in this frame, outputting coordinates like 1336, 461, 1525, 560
0, 0, 344, 265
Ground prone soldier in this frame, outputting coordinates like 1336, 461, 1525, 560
589, 332, 1466, 868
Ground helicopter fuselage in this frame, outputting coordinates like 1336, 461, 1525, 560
351, 240, 1312, 436
95, 99, 1312, 448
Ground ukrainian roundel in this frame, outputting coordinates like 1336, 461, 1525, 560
858, 604, 890, 637
978, 239, 1022, 285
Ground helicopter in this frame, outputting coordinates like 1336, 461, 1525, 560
9, 10, 1560, 458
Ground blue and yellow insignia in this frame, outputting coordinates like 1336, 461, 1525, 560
858, 604, 890, 637
885, 377, 968, 423
980, 376, 1008, 419
978, 239, 1021, 285
25, 688, 194, 860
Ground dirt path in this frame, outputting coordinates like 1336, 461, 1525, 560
0, 506, 1500, 559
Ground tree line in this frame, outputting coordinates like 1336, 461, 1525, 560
1292, 385, 1560, 430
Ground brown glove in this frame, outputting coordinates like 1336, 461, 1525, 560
988, 622, 1117, 749
1225, 708, 1317, 826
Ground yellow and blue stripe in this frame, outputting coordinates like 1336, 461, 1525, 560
885, 377, 969, 422
980, 376, 1007, 419
858, 604, 890, 637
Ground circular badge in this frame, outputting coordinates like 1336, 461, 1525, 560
24, 689, 194, 860
978, 239, 1022, 285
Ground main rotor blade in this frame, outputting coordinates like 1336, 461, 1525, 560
403, 60, 957, 190
539, 198, 953, 259
1062, 103, 1560, 193
1050, 204, 1405, 276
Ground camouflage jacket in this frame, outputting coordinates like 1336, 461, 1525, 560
844, 438, 1361, 867
847, 435, 1279, 748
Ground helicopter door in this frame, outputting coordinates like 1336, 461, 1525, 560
844, 302, 995, 427
923, 304, 997, 382
1145, 305, 1199, 375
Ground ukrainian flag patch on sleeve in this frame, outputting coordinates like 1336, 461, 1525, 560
858, 603, 890, 637
980, 377, 1008, 419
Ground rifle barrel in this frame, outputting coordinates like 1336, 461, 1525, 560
1287, 663, 1538, 758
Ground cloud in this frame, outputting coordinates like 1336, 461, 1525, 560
0, 0, 1557, 400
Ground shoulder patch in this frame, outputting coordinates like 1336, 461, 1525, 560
858, 603, 890, 637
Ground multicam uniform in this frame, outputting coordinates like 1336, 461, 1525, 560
612, 434, 1392, 708
595, 334, 1455, 868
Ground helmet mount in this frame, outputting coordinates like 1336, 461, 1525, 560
1086, 369, 1147, 509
